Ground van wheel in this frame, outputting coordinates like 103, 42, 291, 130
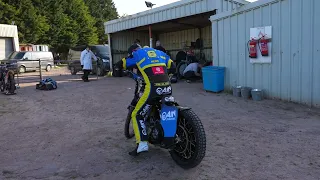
19, 66, 26, 74
46, 65, 52, 72
70, 67, 77, 75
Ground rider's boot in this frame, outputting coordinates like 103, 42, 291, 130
129, 141, 148, 156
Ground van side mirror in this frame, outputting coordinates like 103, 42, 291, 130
23, 57, 28, 60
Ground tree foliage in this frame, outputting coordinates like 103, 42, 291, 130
84, 0, 118, 44
0, 0, 118, 53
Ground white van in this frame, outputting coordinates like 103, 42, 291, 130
5, 51, 54, 73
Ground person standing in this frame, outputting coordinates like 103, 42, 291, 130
80, 45, 97, 82
154, 40, 166, 53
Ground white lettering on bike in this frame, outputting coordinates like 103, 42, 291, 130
164, 96, 175, 102
139, 120, 147, 135
140, 104, 151, 116
156, 86, 172, 95
161, 110, 176, 121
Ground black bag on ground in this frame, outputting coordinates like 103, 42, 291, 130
36, 78, 57, 90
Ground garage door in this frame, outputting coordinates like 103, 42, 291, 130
0, 37, 14, 60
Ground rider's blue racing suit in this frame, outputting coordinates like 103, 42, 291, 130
115, 47, 176, 155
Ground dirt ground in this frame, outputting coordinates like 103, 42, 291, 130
0, 67, 320, 180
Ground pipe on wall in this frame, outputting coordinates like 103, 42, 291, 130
149, 25, 153, 48
107, 33, 113, 71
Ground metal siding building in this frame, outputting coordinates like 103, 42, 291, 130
210, 0, 320, 106
0, 24, 19, 60
105, 0, 247, 34
104, 0, 248, 64
158, 26, 212, 61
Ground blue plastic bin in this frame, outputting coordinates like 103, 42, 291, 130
201, 66, 225, 93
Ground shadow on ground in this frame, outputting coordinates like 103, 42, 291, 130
0, 67, 320, 180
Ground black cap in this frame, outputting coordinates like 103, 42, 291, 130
128, 43, 141, 55
134, 39, 140, 44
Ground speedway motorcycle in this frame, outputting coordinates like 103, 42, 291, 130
0, 64, 17, 95
124, 70, 206, 169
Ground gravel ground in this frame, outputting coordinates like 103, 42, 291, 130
0, 67, 320, 180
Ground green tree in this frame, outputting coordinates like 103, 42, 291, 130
2, 0, 50, 44
84, 0, 119, 44
33, 0, 98, 52
65, 0, 99, 45
36, 0, 78, 53
0, 0, 118, 54
0, 0, 17, 24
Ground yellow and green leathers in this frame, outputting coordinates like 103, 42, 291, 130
117, 47, 176, 143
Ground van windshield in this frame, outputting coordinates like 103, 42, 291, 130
8, 52, 26, 60
95, 46, 109, 58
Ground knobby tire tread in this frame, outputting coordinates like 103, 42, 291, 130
170, 109, 206, 169
124, 107, 135, 139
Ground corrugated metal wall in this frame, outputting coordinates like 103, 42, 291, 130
108, 0, 247, 64
105, 0, 216, 34
159, 26, 212, 61
0, 24, 20, 51
111, 31, 149, 63
105, 0, 247, 34
211, 0, 320, 106
110, 26, 213, 63
217, 0, 245, 12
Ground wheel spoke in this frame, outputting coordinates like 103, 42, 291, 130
173, 116, 198, 160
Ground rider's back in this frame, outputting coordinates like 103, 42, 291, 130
134, 48, 168, 65
131, 47, 171, 83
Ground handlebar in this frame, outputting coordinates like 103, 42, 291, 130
125, 70, 144, 83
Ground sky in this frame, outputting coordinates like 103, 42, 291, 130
114, 0, 258, 17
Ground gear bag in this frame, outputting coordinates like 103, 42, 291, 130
36, 78, 57, 90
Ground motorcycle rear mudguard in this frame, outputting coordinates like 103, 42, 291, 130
159, 95, 191, 149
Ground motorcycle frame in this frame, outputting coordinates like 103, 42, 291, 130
127, 70, 192, 149
0, 66, 15, 92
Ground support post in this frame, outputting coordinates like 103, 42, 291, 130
149, 25, 153, 48
107, 33, 113, 71
38, 59, 42, 81
211, 20, 219, 66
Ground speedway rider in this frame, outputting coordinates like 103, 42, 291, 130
115, 45, 176, 156
126, 43, 142, 107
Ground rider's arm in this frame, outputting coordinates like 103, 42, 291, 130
80, 51, 84, 66
91, 51, 98, 61
194, 64, 201, 76
164, 55, 176, 75
115, 55, 139, 70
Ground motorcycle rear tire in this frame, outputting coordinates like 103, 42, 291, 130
124, 106, 135, 139
169, 109, 206, 169
8, 74, 15, 93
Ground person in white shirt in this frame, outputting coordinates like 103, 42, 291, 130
183, 62, 203, 83
80, 45, 97, 82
